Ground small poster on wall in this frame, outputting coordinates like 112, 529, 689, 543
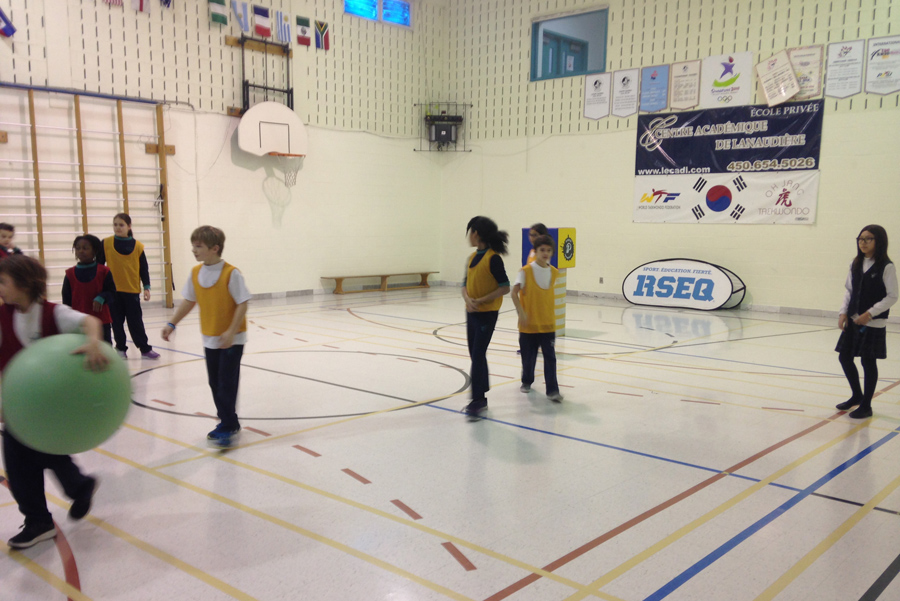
825, 40, 865, 98
670, 60, 701, 109
584, 73, 611, 120
612, 68, 640, 117
699, 52, 753, 109
640, 65, 670, 112
756, 50, 800, 106
788, 45, 824, 99
865, 35, 900, 95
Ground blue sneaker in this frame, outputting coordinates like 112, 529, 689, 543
207, 424, 240, 448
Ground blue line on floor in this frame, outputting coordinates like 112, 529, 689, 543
641, 424, 900, 601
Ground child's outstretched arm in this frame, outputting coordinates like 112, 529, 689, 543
218, 301, 249, 349
161, 299, 197, 341
73, 315, 110, 371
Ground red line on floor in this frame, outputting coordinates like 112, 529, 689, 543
272, 332, 283, 336
323, 345, 340, 349
1, 478, 82, 597
258, 326, 266, 330
151, 399, 175, 407
442, 542, 477, 571
397, 358, 418, 363
417, 348, 469, 358
762, 407, 805, 412
294, 338, 307, 342
391, 499, 422, 520
194, 412, 217, 419
559, 384, 574, 388
293, 445, 321, 457
244, 427, 271, 436
608, 391, 643, 397
681, 399, 720, 405
342, 469, 371, 484
483, 411, 843, 601
874, 378, 900, 397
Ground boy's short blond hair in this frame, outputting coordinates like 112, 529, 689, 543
191, 226, 226, 256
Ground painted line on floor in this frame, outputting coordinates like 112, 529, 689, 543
322, 344, 340, 349
391, 499, 423, 520
1, 476, 82, 599
151, 399, 175, 407
608, 391, 643, 397
640, 424, 900, 601
442, 542, 477, 571
292, 444, 321, 457
680, 399, 720, 405
94, 448, 483, 601
557, 422, 869, 601
484, 412, 843, 601
397, 357, 418, 363
761, 407, 805, 412
342, 468, 372, 484
3, 550, 92, 601
244, 427, 271, 437
754, 472, 900, 600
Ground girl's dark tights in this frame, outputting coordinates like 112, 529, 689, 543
839, 352, 878, 407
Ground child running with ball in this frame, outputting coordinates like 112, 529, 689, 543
0, 255, 107, 549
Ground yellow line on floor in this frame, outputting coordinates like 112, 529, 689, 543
559, 423, 868, 601
4, 549, 94, 601
753, 472, 900, 601
94, 448, 476, 601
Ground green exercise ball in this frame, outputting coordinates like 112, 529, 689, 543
2, 334, 132, 455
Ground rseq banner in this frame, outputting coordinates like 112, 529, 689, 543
633, 99, 823, 224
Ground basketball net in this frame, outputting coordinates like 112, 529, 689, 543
271, 153, 304, 188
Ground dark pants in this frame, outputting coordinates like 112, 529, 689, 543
466, 311, 498, 403
2, 430, 91, 527
839, 350, 878, 409
520, 332, 559, 394
205, 345, 244, 430
102, 323, 112, 345
110, 292, 151, 353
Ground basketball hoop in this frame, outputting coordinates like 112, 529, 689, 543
269, 152, 304, 188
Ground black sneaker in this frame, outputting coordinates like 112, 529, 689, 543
208, 426, 241, 449
836, 397, 861, 411
462, 400, 487, 421
69, 476, 99, 521
849, 406, 873, 419
8, 523, 57, 549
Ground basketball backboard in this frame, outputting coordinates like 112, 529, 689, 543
237, 101, 308, 157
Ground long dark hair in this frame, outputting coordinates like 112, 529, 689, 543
852, 224, 891, 276
467, 216, 508, 255
0, 254, 47, 302
114, 212, 133, 238
530, 223, 548, 236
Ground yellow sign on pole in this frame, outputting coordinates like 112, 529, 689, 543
557, 227, 576, 268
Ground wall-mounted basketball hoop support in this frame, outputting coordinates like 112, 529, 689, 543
232, 34, 293, 113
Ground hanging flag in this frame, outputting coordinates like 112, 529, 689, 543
0, 7, 15, 37
253, 5, 270, 37
104, 0, 124, 5
296, 16, 310, 46
132, 0, 150, 12
209, 0, 227, 24
160, 0, 172, 7
315, 20, 329, 50
275, 10, 291, 43
231, 1, 249, 32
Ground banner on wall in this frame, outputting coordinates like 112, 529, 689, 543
699, 52, 753, 109
756, 50, 800, 106
584, 73, 611, 120
633, 99, 823, 224
825, 40, 865, 98
640, 65, 670, 112
788, 45, 824, 99
865, 35, 900, 95
612, 68, 640, 117
670, 60, 701, 109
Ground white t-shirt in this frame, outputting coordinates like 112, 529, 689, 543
839, 258, 899, 329
515, 262, 552, 290
0, 302, 87, 349
181, 261, 252, 349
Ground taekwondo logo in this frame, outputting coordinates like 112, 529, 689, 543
640, 189, 681, 203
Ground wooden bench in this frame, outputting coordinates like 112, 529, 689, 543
322, 272, 438, 295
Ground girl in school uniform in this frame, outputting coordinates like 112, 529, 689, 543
462, 216, 510, 420
98, 213, 158, 359
63, 234, 116, 345
835, 224, 897, 419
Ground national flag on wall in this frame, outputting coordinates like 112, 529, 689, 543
275, 10, 291, 43
209, 0, 227, 24
253, 5, 270, 37
132, 0, 150, 11
0, 7, 15, 37
160, 0, 172, 8
296, 16, 310, 46
231, 1, 249, 32
315, 20, 329, 50
104, 0, 124, 6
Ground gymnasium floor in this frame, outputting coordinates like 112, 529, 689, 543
3, 287, 900, 601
